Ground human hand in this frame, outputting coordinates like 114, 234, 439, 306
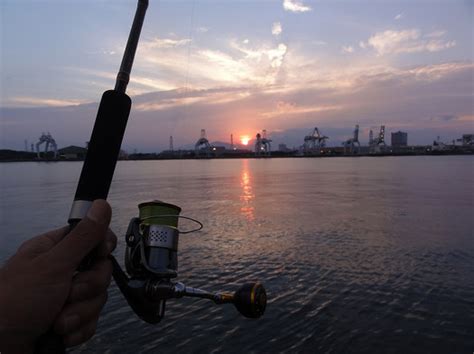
0, 200, 117, 354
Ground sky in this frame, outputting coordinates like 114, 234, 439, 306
1, 0, 473, 152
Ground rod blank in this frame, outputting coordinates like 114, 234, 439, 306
115, 0, 149, 93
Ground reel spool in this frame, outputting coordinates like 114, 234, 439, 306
112, 200, 267, 324
125, 201, 182, 278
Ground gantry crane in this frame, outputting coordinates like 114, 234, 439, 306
255, 130, 272, 156
36, 132, 58, 158
369, 125, 386, 153
303, 127, 328, 154
195, 129, 211, 157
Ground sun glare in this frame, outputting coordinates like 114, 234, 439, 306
240, 135, 250, 146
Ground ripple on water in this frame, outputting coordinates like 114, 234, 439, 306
69, 223, 474, 353
2, 159, 471, 353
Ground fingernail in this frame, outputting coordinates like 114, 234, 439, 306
63, 314, 81, 332
87, 200, 106, 223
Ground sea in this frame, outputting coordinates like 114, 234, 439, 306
0, 156, 473, 353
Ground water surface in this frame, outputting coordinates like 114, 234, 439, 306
1, 156, 473, 353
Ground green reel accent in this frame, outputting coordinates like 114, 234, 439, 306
138, 200, 182, 227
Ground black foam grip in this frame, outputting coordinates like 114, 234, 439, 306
74, 90, 131, 202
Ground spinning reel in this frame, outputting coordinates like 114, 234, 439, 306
111, 201, 267, 323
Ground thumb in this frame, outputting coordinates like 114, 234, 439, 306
48, 200, 112, 269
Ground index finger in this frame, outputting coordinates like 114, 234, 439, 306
17, 226, 69, 258
47, 200, 111, 269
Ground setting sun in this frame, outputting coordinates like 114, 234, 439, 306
240, 135, 250, 146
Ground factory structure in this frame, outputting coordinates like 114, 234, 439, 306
343, 125, 360, 155
391, 131, 408, 147
3, 127, 473, 161
153, 126, 473, 159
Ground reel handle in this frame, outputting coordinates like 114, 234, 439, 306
233, 282, 267, 318
175, 282, 267, 318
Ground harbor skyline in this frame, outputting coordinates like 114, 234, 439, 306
1, 0, 473, 151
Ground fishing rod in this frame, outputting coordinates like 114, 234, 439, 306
36, 2, 149, 353
37, 1, 266, 352
68, 0, 148, 224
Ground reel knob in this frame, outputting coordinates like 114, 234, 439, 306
233, 282, 267, 318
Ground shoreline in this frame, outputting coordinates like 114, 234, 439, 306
1, 150, 472, 163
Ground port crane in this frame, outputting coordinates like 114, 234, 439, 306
369, 125, 386, 153
457, 134, 473, 146
432, 136, 448, 151
194, 129, 211, 157
35, 132, 58, 158
342, 125, 360, 154
255, 130, 272, 156
303, 127, 328, 154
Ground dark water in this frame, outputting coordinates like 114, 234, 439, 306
1, 157, 473, 353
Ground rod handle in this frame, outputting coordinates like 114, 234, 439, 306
70, 90, 131, 219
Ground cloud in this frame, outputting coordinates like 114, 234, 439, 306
431, 114, 458, 122
406, 62, 472, 81
341, 46, 354, 54
267, 44, 288, 68
229, 39, 288, 72
136, 35, 288, 90
131, 76, 179, 92
144, 37, 192, 49
283, 0, 312, 13
425, 30, 446, 38
361, 29, 456, 56
457, 115, 474, 122
313, 40, 327, 46
4, 97, 87, 108
428, 114, 474, 124
2, 61, 472, 150
260, 101, 343, 118
394, 13, 403, 20
272, 22, 282, 36
132, 87, 253, 112
61, 67, 179, 96
135, 96, 205, 112
196, 27, 209, 33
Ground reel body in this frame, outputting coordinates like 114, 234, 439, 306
112, 200, 267, 324
125, 218, 179, 278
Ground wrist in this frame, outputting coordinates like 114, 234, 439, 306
0, 331, 34, 354
0, 268, 34, 354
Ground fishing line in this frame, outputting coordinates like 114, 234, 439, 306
140, 214, 204, 233
169, 0, 196, 151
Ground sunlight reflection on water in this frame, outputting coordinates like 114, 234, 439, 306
239, 159, 255, 220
